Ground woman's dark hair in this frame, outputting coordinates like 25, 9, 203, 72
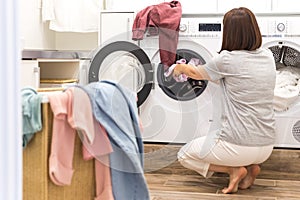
220, 7, 262, 52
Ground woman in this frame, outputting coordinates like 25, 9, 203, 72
174, 7, 276, 194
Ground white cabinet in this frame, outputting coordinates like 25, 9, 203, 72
20, 60, 40, 89
99, 11, 135, 45
217, 0, 272, 13
105, 0, 165, 11
272, 0, 300, 13
180, 0, 217, 14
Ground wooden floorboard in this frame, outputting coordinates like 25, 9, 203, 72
145, 174, 300, 200
144, 144, 300, 199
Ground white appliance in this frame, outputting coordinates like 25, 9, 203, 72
138, 15, 223, 143
90, 12, 223, 143
257, 14, 300, 148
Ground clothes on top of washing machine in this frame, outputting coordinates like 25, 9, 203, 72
132, 1, 182, 68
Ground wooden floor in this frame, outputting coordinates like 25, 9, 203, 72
144, 144, 300, 200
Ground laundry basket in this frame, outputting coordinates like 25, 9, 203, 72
23, 103, 96, 200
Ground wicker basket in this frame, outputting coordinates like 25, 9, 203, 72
23, 103, 96, 200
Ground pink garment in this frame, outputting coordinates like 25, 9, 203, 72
48, 88, 76, 186
48, 87, 114, 200
164, 58, 188, 82
81, 119, 114, 200
72, 87, 112, 158
72, 87, 114, 200
132, 1, 182, 68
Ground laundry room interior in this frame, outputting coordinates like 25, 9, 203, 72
1, 0, 300, 199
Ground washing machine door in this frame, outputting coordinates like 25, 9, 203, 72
154, 40, 213, 101
88, 41, 153, 107
263, 40, 300, 147
263, 40, 300, 111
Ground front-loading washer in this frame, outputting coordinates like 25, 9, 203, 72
257, 14, 300, 148
138, 15, 223, 143
86, 14, 223, 144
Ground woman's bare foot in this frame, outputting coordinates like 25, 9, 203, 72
239, 164, 261, 190
222, 167, 247, 194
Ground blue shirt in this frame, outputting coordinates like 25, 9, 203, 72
84, 81, 149, 200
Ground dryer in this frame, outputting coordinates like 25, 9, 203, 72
257, 14, 300, 148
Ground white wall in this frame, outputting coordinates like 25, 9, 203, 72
55, 32, 98, 51
20, 0, 55, 50
20, 0, 300, 51
20, 0, 99, 50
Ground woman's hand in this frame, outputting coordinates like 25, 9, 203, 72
173, 64, 211, 81
172, 64, 184, 78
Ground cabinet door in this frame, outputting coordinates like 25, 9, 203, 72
99, 12, 135, 45
180, 0, 217, 14
218, 0, 272, 13
20, 60, 40, 89
272, 0, 300, 13
105, 0, 165, 11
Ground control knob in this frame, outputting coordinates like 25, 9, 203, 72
179, 24, 187, 32
277, 22, 286, 32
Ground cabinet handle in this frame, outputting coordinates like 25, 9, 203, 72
127, 17, 131, 40
33, 67, 40, 88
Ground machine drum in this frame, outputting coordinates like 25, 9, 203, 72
283, 46, 300, 68
269, 45, 300, 68
292, 121, 300, 143
269, 46, 283, 63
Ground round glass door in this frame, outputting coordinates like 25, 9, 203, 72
88, 41, 153, 107
157, 49, 208, 101
264, 40, 300, 111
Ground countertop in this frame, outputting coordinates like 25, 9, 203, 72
22, 50, 93, 60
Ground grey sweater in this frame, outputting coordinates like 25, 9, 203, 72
203, 48, 276, 146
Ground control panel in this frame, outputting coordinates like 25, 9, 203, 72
179, 17, 223, 38
257, 16, 300, 37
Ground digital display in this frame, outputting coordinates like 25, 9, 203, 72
199, 23, 222, 32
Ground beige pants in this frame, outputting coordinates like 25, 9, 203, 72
177, 133, 273, 178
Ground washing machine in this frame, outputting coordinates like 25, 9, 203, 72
87, 13, 223, 144
257, 14, 300, 148
138, 15, 223, 143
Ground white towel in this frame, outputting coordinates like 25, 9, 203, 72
274, 66, 300, 111
42, 0, 100, 33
